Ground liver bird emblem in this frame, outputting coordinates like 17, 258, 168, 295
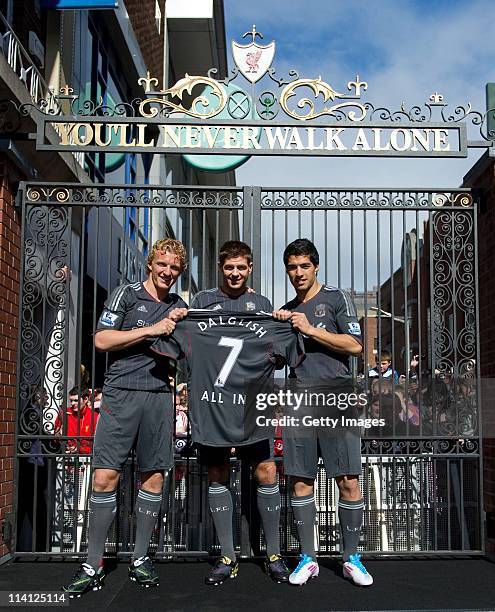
232, 26, 275, 83
246, 50, 262, 73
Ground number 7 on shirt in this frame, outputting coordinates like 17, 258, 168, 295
214, 336, 244, 387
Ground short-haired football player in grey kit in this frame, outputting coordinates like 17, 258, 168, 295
191, 241, 292, 585
273, 238, 373, 587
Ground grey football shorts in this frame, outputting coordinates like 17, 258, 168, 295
283, 426, 362, 480
93, 386, 174, 471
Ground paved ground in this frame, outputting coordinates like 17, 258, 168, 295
1, 557, 495, 611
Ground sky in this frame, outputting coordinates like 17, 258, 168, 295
222, 0, 495, 188
216, 0, 495, 301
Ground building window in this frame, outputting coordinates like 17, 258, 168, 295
140, 154, 152, 258
124, 153, 149, 258
85, 15, 150, 280
125, 153, 137, 242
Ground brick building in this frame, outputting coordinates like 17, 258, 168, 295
351, 288, 379, 374
379, 227, 428, 377
464, 152, 495, 551
358, 314, 378, 374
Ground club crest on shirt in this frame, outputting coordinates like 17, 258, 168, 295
100, 310, 118, 326
314, 303, 326, 317
246, 301, 256, 311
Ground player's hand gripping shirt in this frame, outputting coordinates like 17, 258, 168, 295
96, 282, 188, 391
151, 311, 304, 446
282, 286, 362, 381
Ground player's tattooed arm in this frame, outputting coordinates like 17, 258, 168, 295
94, 317, 176, 352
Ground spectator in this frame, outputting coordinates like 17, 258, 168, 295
368, 391, 420, 437
91, 388, 103, 413
174, 384, 190, 455
175, 384, 189, 437
55, 387, 99, 455
370, 377, 395, 397
177, 382, 188, 405
408, 354, 435, 382
393, 386, 420, 434
80, 363, 90, 390
274, 404, 284, 457
368, 395, 397, 436
368, 351, 399, 383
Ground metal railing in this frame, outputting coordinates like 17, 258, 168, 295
0, 11, 84, 169
0, 11, 58, 111
12, 183, 482, 558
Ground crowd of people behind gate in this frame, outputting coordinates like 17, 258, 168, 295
54, 387, 101, 455
358, 351, 476, 438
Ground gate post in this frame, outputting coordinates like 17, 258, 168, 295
240, 186, 262, 556
242, 186, 262, 292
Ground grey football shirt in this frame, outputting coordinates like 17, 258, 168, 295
96, 281, 188, 391
281, 285, 362, 380
191, 287, 273, 312
151, 311, 304, 446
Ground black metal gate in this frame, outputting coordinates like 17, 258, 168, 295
14, 182, 482, 557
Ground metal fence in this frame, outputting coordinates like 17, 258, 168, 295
14, 183, 482, 557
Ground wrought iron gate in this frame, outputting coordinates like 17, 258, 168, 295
14, 182, 482, 558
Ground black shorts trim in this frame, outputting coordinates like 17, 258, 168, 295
196, 439, 274, 466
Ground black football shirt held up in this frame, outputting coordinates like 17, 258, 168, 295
151, 311, 304, 446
